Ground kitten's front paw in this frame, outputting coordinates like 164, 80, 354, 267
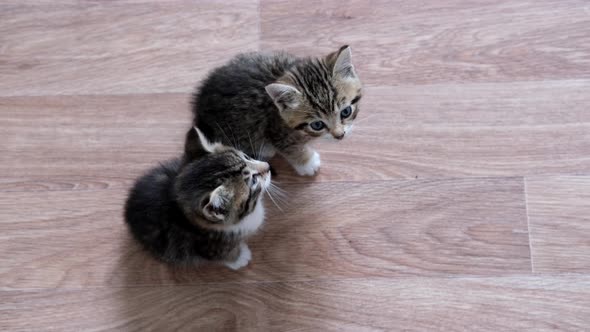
225, 244, 252, 270
293, 151, 321, 176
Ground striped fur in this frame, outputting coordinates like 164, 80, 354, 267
192, 46, 363, 176
124, 128, 270, 269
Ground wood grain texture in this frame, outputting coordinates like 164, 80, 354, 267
0, 178, 529, 288
0, 0, 258, 96
261, 0, 590, 85
2, 0, 590, 329
526, 176, 590, 273
276, 80, 590, 182
3, 80, 590, 183
2, 276, 589, 331
0, 94, 189, 179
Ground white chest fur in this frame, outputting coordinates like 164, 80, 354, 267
226, 199, 266, 235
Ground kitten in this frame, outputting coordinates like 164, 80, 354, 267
124, 127, 271, 269
192, 45, 362, 176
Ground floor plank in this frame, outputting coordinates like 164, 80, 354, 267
526, 176, 590, 273
0, 177, 529, 288
3, 80, 589, 183
2, 276, 589, 331
261, 0, 590, 85
2, 0, 590, 329
276, 80, 590, 182
0, 94, 189, 180
0, 0, 258, 96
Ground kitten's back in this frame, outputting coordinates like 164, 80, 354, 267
193, 52, 297, 154
124, 159, 187, 261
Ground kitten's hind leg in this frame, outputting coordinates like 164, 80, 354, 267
224, 242, 252, 270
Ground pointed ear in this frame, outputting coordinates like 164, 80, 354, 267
265, 83, 301, 110
202, 185, 231, 222
184, 126, 215, 160
330, 45, 356, 78
195, 126, 216, 152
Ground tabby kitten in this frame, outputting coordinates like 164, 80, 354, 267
124, 127, 271, 269
193, 45, 362, 176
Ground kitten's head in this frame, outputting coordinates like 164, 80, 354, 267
176, 127, 271, 228
265, 45, 362, 140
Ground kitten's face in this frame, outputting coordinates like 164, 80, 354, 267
176, 128, 271, 228
266, 45, 362, 140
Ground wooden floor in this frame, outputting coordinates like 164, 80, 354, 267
2, 1, 590, 331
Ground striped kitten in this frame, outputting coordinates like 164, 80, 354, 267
124, 127, 271, 269
193, 45, 362, 176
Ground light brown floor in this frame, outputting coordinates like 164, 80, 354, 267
1, 1, 590, 331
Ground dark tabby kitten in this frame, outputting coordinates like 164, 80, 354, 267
193, 45, 362, 176
124, 127, 271, 269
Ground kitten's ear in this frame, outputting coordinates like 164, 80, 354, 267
202, 185, 231, 222
329, 45, 356, 78
184, 126, 215, 160
265, 83, 301, 110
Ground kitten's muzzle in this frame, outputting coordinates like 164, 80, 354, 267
331, 126, 345, 140
256, 161, 271, 174
333, 132, 345, 140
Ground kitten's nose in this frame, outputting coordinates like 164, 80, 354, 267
332, 127, 345, 140
257, 162, 270, 174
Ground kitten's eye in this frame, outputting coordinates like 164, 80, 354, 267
340, 106, 352, 119
310, 121, 325, 131
251, 174, 259, 185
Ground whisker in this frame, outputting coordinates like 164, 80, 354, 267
269, 179, 289, 188
268, 188, 288, 203
269, 183, 288, 196
258, 139, 266, 161
271, 194, 288, 207
215, 122, 235, 149
353, 113, 377, 125
247, 132, 255, 158
270, 190, 288, 208
267, 183, 288, 204
226, 124, 239, 150
265, 188, 284, 212
269, 181, 286, 189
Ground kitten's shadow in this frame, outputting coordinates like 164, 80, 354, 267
252, 157, 318, 278
114, 234, 203, 329
114, 227, 297, 329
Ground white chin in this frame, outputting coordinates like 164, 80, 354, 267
263, 173, 272, 189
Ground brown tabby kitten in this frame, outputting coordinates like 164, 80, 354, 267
124, 127, 271, 269
192, 45, 362, 176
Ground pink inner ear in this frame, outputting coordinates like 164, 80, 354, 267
334, 47, 355, 77
266, 83, 300, 101
266, 84, 302, 111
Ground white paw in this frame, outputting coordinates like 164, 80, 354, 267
225, 243, 252, 270
293, 151, 321, 176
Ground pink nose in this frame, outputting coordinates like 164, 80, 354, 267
258, 162, 270, 173
333, 132, 345, 140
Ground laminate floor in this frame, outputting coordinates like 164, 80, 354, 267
1, 1, 589, 331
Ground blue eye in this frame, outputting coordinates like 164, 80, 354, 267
251, 174, 259, 185
310, 121, 325, 131
341, 106, 352, 119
